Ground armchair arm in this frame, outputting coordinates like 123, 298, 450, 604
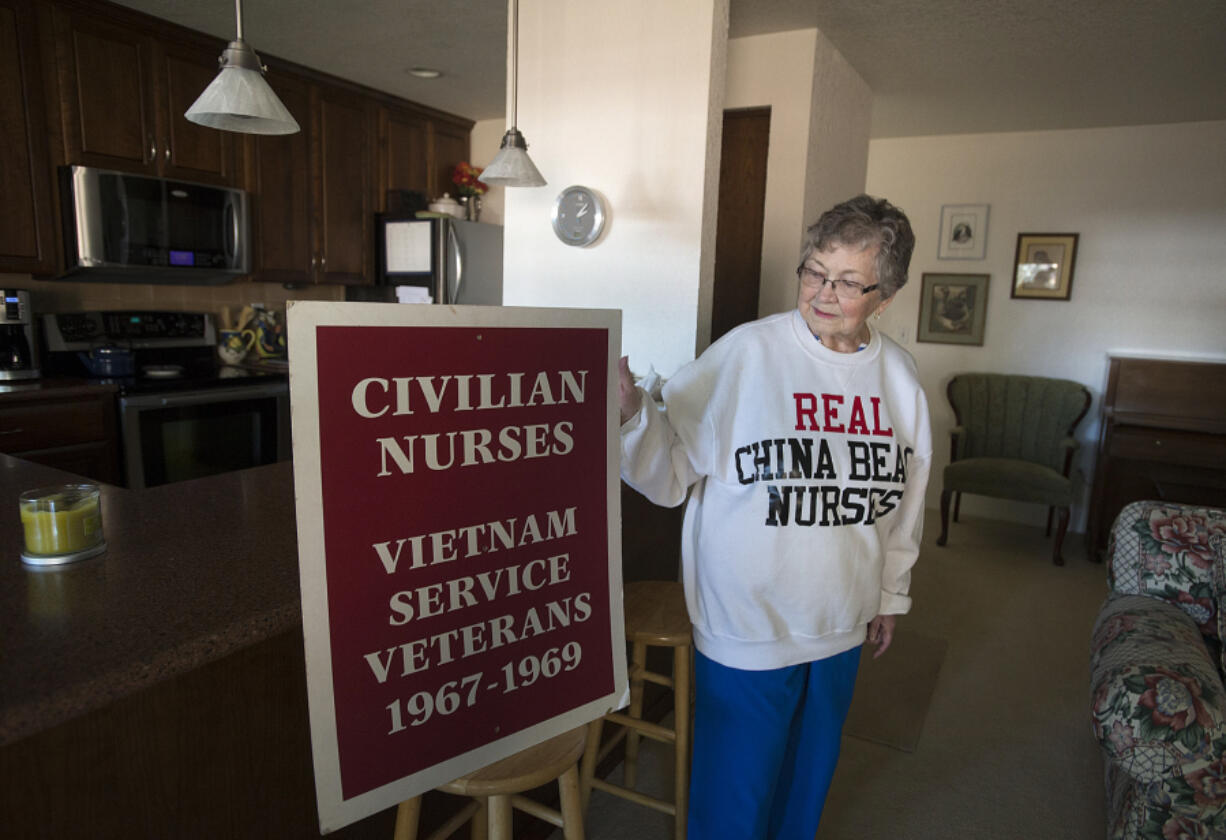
1090, 594, 1226, 784
1060, 436, 1080, 476
948, 425, 965, 462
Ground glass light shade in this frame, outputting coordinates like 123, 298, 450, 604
479, 128, 546, 188
185, 41, 300, 135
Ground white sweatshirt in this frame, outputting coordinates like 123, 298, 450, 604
621, 310, 932, 670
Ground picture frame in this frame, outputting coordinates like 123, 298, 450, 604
1011, 233, 1079, 300
937, 203, 989, 260
917, 273, 989, 346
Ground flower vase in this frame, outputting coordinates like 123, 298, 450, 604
461, 195, 482, 222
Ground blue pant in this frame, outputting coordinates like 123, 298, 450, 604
688, 646, 862, 840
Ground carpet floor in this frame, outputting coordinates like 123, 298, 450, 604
842, 629, 948, 753
562, 507, 1109, 839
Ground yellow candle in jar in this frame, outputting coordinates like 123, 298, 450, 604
19, 485, 103, 556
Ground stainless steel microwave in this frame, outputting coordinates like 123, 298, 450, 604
58, 165, 250, 284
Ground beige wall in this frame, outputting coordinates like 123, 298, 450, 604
801, 27, 873, 256
724, 28, 875, 320
499, 0, 730, 378
493, 13, 873, 378
867, 119, 1226, 531
725, 30, 816, 320
470, 117, 507, 226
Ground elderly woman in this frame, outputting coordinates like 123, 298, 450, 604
618, 194, 931, 839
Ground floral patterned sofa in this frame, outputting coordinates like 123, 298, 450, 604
1090, 500, 1226, 839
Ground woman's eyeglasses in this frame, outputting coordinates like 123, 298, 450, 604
797, 266, 878, 298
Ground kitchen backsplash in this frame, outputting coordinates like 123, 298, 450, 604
0, 273, 343, 319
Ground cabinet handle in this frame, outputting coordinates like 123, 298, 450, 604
311, 256, 318, 269
1154, 440, 1162, 447
165, 145, 171, 162
320, 257, 326, 269
0, 428, 24, 436
149, 136, 157, 162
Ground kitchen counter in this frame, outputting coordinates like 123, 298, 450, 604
0, 455, 411, 837
0, 453, 681, 837
0, 454, 300, 746
0, 376, 117, 401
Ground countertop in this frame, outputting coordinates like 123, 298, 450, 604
0, 377, 117, 403
0, 455, 301, 746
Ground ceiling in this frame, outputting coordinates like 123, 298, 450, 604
115, 0, 1226, 138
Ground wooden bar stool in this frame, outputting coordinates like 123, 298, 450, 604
579, 580, 692, 840
393, 725, 588, 840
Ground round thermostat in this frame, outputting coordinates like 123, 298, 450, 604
551, 186, 606, 247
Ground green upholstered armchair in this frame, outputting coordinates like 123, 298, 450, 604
935, 373, 1092, 565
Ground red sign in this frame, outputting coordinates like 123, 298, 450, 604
289, 304, 625, 832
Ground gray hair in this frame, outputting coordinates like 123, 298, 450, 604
801, 195, 915, 298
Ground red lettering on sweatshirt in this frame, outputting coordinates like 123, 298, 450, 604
791, 393, 894, 437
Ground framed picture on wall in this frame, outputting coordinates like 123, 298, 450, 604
1011, 233, 1079, 300
917, 273, 989, 345
937, 203, 989, 260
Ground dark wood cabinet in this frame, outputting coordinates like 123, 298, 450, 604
10, 0, 472, 284
255, 68, 477, 288
378, 102, 431, 208
1086, 356, 1226, 558
0, 627, 398, 839
0, 386, 120, 485
252, 75, 374, 285
431, 119, 471, 200
47, 2, 238, 186
50, 4, 152, 172
251, 72, 314, 284
377, 102, 473, 216
157, 40, 241, 184
0, 0, 56, 275
316, 87, 374, 285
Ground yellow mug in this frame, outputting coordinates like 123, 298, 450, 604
218, 329, 256, 365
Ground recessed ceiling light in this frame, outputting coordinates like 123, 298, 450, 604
407, 66, 442, 79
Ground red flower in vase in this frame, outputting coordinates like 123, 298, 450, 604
452, 161, 488, 197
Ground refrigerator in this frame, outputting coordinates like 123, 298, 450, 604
374, 216, 503, 305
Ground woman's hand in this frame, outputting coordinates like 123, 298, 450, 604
618, 355, 642, 424
867, 614, 896, 659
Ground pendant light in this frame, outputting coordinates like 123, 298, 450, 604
479, 0, 546, 188
185, 0, 300, 135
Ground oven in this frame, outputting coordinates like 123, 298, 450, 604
118, 382, 289, 489
43, 310, 290, 489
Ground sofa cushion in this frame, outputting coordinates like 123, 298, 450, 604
1091, 595, 1226, 784
942, 457, 1073, 505
1110, 502, 1226, 638
1094, 593, 1226, 840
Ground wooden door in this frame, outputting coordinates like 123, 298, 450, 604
431, 121, 470, 200
252, 73, 314, 284
378, 104, 431, 210
158, 40, 237, 186
316, 87, 373, 284
51, 4, 157, 173
0, 0, 56, 274
711, 107, 771, 342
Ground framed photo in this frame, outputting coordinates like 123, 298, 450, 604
937, 204, 989, 260
917, 273, 989, 345
1011, 233, 1079, 300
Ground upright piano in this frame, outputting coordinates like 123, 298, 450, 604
1087, 356, 1226, 559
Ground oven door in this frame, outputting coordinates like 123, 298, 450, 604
118, 382, 289, 489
